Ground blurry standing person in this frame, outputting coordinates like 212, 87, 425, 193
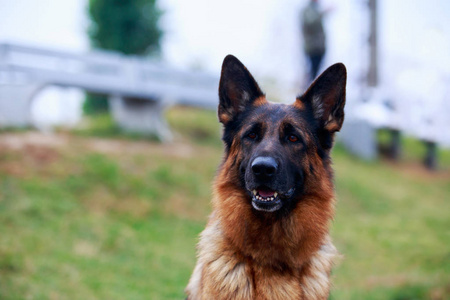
301, 0, 327, 82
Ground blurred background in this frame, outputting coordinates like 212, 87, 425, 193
0, 0, 449, 299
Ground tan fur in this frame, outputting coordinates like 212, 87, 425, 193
186, 215, 337, 299
252, 96, 269, 107
186, 217, 254, 300
186, 158, 339, 299
293, 99, 306, 110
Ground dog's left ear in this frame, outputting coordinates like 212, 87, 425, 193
297, 63, 347, 149
218, 55, 264, 125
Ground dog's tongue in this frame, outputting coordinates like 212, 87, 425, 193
258, 189, 275, 198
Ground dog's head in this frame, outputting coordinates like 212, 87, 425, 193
218, 55, 346, 214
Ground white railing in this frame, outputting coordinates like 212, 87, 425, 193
0, 42, 219, 109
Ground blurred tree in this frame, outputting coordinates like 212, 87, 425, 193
84, 0, 162, 114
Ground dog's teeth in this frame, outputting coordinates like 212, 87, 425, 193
254, 194, 279, 202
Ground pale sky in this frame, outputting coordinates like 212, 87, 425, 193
0, 0, 449, 127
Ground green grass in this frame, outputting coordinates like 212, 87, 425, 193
331, 144, 450, 299
0, 107, 449, 299
70, 113, 161, 141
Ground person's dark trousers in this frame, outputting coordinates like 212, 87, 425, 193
308, 53, 324, 81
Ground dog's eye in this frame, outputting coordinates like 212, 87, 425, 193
288, 135, 299, 143
248, 132, 257, 140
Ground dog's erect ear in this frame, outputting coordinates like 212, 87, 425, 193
298, 63, 346, 130
218, 55, 264, 124
297, 63, 346, 149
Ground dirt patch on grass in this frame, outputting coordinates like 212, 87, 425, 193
85, 137, 196, 158
80, 186, 153, 218
382, 158, 450, 181
73, 240, 99, 258
0, 132, 67, 149
0, 131, 198, 158
0, 133, 62, 177
162, 192, 210, 221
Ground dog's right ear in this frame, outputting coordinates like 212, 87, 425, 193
218, 55, 264, 125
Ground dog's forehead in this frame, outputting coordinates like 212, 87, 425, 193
249, 102, 307, 127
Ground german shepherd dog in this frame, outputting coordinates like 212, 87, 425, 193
186, 55, 346, 299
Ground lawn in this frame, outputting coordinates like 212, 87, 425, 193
0, 107, 449, 299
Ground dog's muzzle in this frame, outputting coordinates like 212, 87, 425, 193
251, 156, 278, 182
247, 156, 284, 212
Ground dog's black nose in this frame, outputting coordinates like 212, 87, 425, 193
251, 157, 278, 179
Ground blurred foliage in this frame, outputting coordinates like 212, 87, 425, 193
88, 0, 162, 55
83, 93, 110, 115
84, 0, 163, 114
0, 107, 449, 299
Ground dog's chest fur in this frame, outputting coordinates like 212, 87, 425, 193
186, 217, 337, 300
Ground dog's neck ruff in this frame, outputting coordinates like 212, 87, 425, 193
186, 218, 337, 300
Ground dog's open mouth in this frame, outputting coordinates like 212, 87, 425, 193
252, 189, 278, 202
251, 188, 282, 212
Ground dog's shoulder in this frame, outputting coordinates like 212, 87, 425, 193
300, 235, 339, 299
186, 217, 253, 299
